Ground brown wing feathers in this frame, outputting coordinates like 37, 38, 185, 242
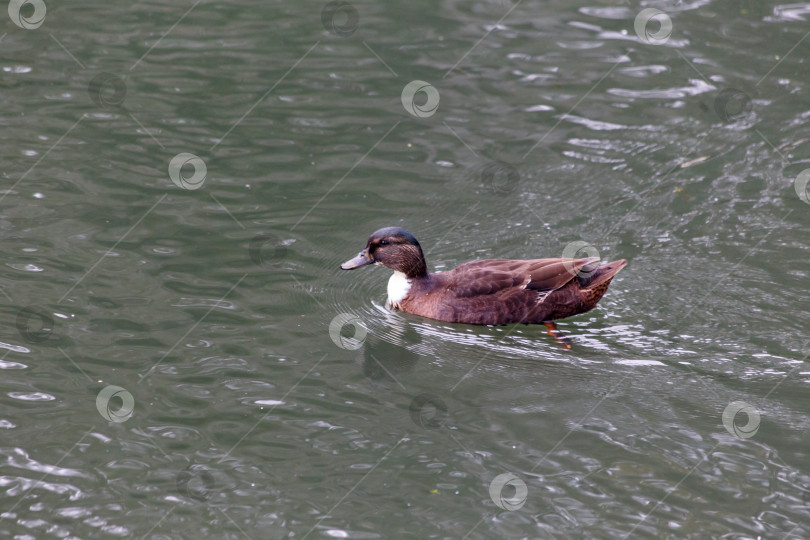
524, 258, 599, 292
447, 258, 598, 298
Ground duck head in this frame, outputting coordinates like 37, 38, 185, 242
340, 227, 427, 279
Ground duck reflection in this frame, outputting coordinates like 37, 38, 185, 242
357, 308, 422, 385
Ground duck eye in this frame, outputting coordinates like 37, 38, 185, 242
379, 240, 388, 245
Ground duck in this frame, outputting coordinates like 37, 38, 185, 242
340, 227, 627, 330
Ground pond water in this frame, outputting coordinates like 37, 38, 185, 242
1, 0, 810, 538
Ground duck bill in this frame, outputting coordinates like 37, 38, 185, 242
340, 249, 374, 270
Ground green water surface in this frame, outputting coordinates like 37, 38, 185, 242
2, 1, 810, 538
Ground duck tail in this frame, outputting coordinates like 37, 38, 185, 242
577, 259, 627, 288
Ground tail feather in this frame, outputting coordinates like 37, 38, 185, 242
577, 259, 627, 288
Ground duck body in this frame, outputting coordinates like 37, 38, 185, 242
341, 227, 627, 326
384, 258, 626, 325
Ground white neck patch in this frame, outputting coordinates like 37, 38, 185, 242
387, 271, 411, 304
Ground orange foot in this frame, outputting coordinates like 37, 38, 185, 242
544, 321, 572, 350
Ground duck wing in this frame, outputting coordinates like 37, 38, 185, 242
446, 258, 600, 298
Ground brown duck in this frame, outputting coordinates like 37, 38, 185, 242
340, 227, 626, 337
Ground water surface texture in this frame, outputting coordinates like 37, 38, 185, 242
2, 0, 810, 538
